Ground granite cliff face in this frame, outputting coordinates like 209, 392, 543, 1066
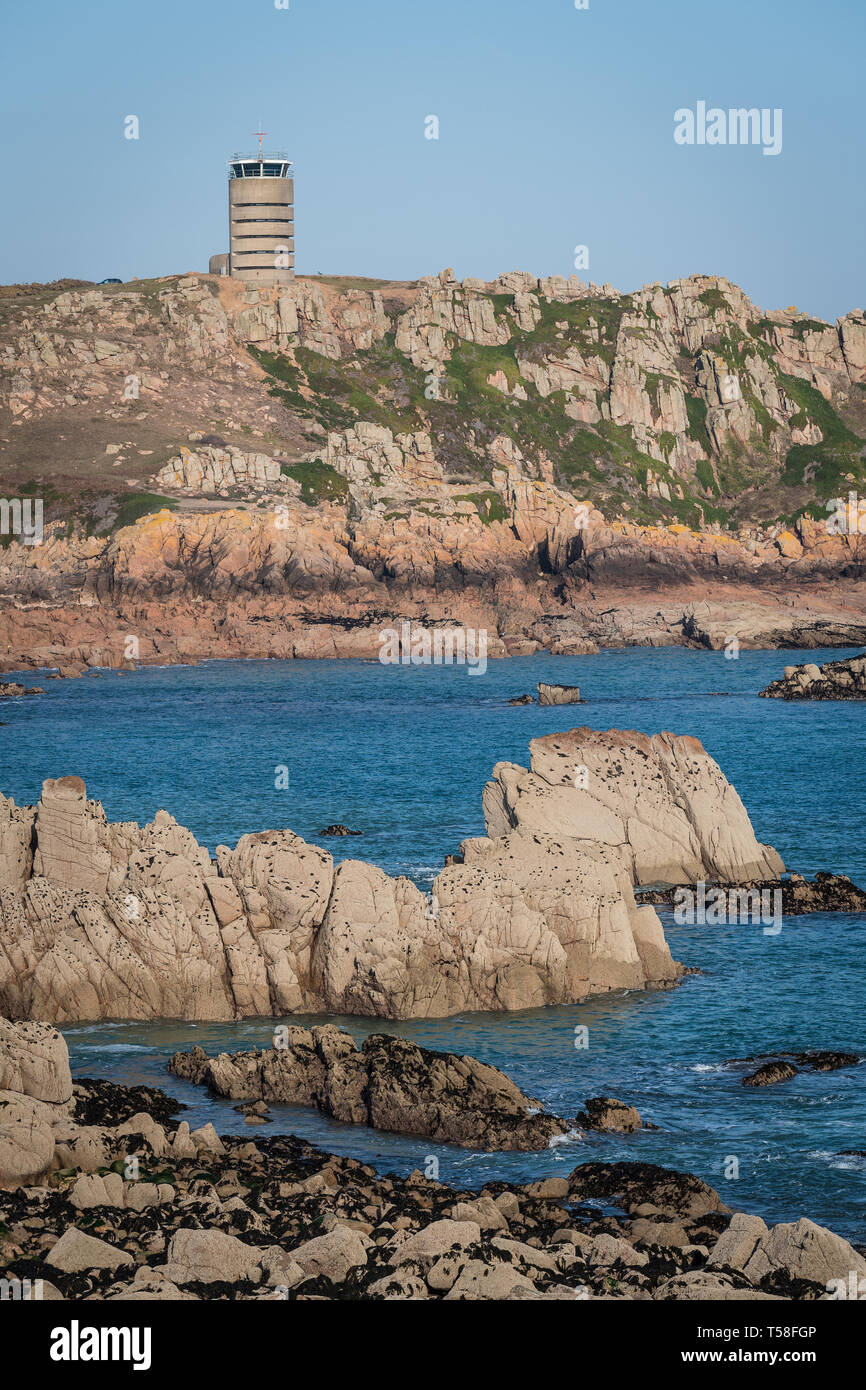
2, 269, 866, 670
0, 729, 780, 1024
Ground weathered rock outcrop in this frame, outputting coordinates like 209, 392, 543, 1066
155, 444, 285, 494
483, 727, 784, 886
318, 423, 449, 510
760, 652, 866, 700
537, 682, 581, 706
169, 1026, 571, 1151
0, 729, 784, 1022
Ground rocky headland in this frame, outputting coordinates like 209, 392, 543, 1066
2, 269, 866, 674
0, 726, 787, 1023
1, 1019, 864, 1302
760, 651, 866, 700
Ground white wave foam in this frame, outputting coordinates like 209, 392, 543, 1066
549, 1127, 583, 1148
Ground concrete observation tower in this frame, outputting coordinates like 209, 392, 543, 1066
210, 127, 294, 286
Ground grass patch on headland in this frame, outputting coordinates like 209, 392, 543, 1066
779, 373, 865, 491
699, 287, 732, 315
110, 493, 178, 531
453, 490, 509, 524
281, 460, 349, 506
518, 295, 631, 365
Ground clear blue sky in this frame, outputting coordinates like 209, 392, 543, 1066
1, 0, 863, 320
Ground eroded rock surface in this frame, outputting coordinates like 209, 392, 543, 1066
0, 1018, 74, 1186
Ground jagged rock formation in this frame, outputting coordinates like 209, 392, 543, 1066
0, 274, 390, 420
2, 268, 866, 673
482, 727, 784, 886
0, 729, 785, 1023
319, 423, 449, 510
760, 652, 866, 699
169, 1026, 571, 1151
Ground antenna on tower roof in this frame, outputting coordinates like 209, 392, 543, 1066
253, 121, 269, 158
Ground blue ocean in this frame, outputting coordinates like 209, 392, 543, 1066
1, 646, 863, 1238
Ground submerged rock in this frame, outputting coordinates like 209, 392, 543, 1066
318, 824, 362, 837
170, 1026, 571, 1151
635, 871, 866, 914
567, 1160, 731, 1220
234, 1100, 272, 1123
576, 1097, 645, 1133
742, 1060, 799, 1088
738, 1051, 860, 1086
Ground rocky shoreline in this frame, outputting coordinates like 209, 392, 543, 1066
2, 1020, 864, 1302
3, 588, 866, 679
3, 268, 866, 676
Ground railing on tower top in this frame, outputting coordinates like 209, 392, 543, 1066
229, 152, 291, 163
